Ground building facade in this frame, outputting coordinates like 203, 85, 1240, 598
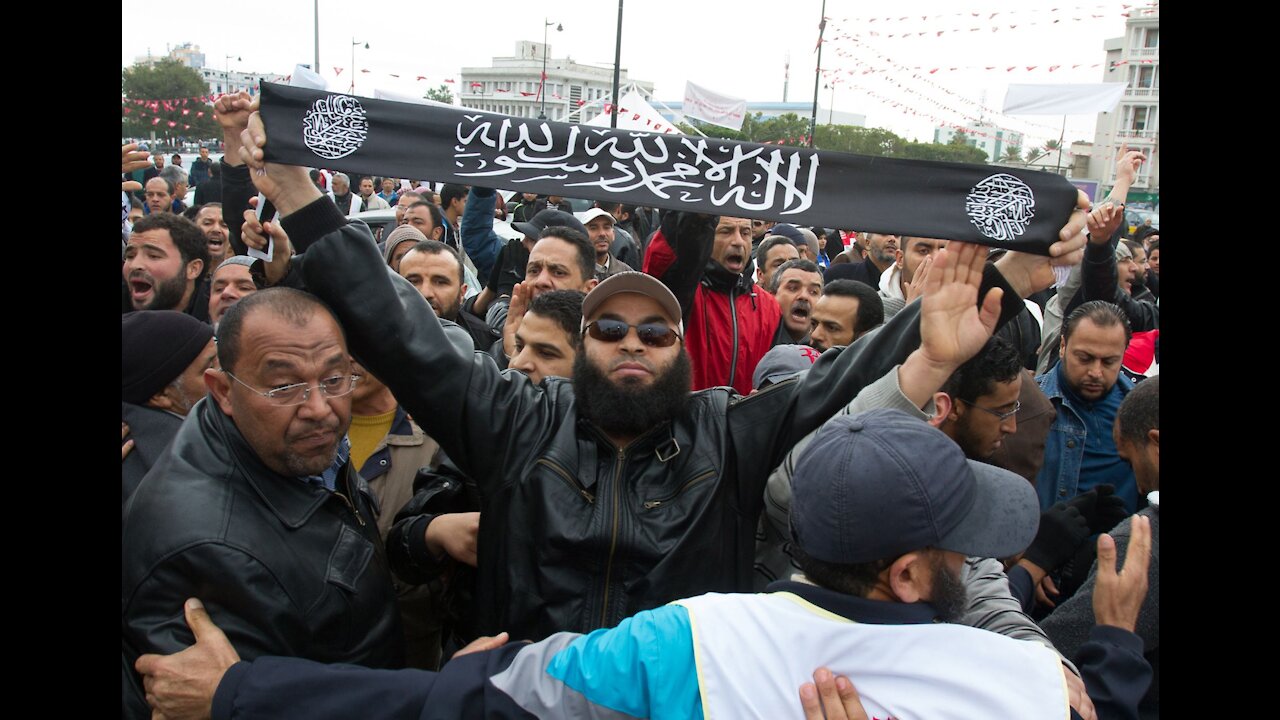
1091, 7, 1159, 205
459, 41, 654, 123
934, 122, 1026, 164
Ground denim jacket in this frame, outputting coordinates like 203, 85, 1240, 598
1035, 364, 1135, 511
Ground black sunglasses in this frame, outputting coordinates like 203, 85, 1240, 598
585, 318, 682, 348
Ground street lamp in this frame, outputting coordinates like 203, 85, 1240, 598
351, 38, 369, 94
539, 19, 562, 120
224, 55, 240, 94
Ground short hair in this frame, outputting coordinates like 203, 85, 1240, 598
407, 201, 445, 231
403, 240, 464, 284
767, 258, 821, 294
400, 191, 424, 203
1116, 375, 1159, 446
538, 226, 595, 283
1146, 239, 1159, 255
941, 335, 1023, 402
1062, 300, 1132, 345
159, 165, 188, 186
1121, 239, 1144, 258
358, 176, 374, 186
130, 213, 210, 279
595, 200, 623, 214
822, 279, 884, 335
147, 175, 175, 196
181, 204, 201, 221
171, 153, 182, 162
757, 235, 797, 268
209, 160, 222, 178
440, 183, 468, 208
216, 288, 344, 373
332, 173, 350, 186
527, 290, 585, 341
792, 545, 893, 598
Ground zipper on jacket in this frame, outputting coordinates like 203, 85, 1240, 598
643, 470, 715, 509
536, 459, 595, 504
333, 490, 367, 527
600, 445, 625, 627
727, 285, 740, 387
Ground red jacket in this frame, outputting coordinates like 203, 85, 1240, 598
646, 216, 781, 395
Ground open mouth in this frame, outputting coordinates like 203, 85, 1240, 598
789, 303, 811, 325
724, 250, 746, 271
129, 276, 154, 302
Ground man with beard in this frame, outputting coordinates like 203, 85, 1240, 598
577, 207, 633, 281
825, 231, 899, 287
122, 213, 211, 322
931, 335, 1025, 460
194, 203, 230, 266
1037, 301, 1138, 513
330, 173, 365, 215
143, 176, 175, 215
122, 288, 404, 718
767, 259, 824, 344
397, 240, 497, 351
228, 112, 1087, 642
358, 176, 391, 210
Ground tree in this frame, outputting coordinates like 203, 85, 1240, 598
424, 84, 454, 105
948, 129, 971, 147
1043, 139, 1062, 152
122, 58, 219, 142
1001, 146, 1024, 163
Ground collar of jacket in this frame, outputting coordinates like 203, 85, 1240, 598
702, 258, 756, 294
196, 397, 358, 530
764, 580, 944, 625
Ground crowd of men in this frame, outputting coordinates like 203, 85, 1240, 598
122, 92, 1160, 720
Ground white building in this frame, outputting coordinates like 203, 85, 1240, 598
196, 67, 286, 97
459, 41, 654, 123
1091, 7, 1159, 204
933, 122, 1025, 163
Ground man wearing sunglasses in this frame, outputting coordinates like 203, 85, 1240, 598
122, 288, 405, 717
229, 106, 1089, 644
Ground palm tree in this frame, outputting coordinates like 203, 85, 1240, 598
1002, 146, 1023, 163
1043, 139, 1062, 153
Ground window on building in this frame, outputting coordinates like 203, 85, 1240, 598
1136, 66, 1156, 89
1142, 28, 1159, 48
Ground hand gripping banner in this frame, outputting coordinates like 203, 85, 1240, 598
260, 82, 1080, 253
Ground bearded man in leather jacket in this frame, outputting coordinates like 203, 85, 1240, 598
227, 104, 1089, 644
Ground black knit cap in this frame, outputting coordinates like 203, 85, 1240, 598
122, 311, 214, 404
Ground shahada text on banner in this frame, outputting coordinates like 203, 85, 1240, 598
260, 82, 1080, 253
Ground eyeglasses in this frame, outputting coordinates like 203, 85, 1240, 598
224, 370, 360, 406
585, 318, 682, 348
958, 398, 1021, 421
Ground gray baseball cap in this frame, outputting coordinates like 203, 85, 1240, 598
790, 408, 1039, 565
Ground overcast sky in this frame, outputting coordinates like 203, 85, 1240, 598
121, 0, 1145, 147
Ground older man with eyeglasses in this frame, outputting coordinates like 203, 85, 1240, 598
121, 287, 406, 719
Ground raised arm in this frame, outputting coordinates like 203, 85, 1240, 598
236, 105, 559, 493
646, 211, 716, 321
461, 187, 506, 281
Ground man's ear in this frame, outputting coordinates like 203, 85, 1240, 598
884, 551, 931, 604
430, 226, 443, 241
894, 249, 905, 269
186, 259, 205, 282
929, 392, 954, 428
148, 384, 181, 413
205, 368, 234, 416
1148, 428, 1159, 448
583, 278, 599, 292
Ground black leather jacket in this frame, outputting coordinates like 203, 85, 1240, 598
283, 198, 1022, 642
121, 397, 404, 716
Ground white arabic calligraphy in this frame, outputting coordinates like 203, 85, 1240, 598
454, 116, 818, 214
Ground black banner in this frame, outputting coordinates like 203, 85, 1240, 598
260, 82, 1079, 254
